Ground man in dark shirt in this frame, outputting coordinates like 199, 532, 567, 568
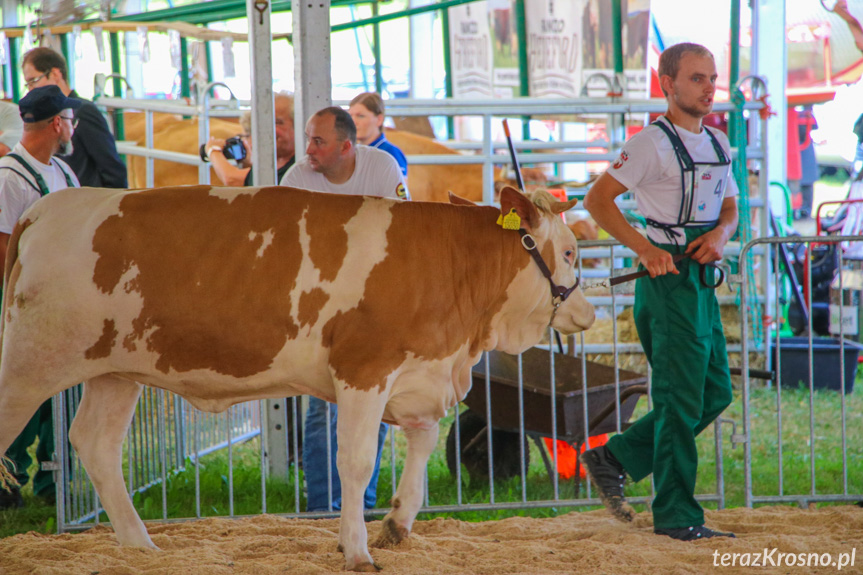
22, 47, 127, 188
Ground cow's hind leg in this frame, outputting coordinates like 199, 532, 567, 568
375, 422, 439, 548
69, 375, 153, 548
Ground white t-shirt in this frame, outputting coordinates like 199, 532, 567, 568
608, 117, 738, 245
0, 142, 79, 234
279, 145, 409, 200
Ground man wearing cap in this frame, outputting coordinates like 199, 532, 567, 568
0, 84, 81, 510
22, 47, 127, 188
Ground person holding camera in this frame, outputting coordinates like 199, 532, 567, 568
204, 92, 295, 186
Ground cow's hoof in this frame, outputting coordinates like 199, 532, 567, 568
345, 559, 381, 572
373, 517, 409, 548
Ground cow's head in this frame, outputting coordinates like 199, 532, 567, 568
498, 186, 595, 336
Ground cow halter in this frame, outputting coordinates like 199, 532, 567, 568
499, 209, 580, 324
519, 229, 580, 327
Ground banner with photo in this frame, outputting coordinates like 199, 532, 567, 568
525, 0, 585, 98
581, 0, 651, 98
489, 0, 520, 97
448, 2, 494, 98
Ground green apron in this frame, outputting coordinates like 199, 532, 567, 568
606, 227, 732, 529
4, 399, 55, 497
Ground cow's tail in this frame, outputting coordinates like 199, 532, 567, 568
0, 217, 32, 355
0, 457, 18, 491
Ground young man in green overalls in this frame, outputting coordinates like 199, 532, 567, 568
581, 42, 739, 541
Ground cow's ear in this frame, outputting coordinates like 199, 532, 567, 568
449, 191, 476, 206
499, 186, 539, 230
551, 198, 578, 214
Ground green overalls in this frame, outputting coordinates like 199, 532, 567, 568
605, 119, 734, 530
1, 153, 75, 500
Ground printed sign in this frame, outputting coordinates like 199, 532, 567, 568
448, 2, 493, 98
525, 0, 585, 98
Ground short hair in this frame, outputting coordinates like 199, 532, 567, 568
657, 42, 714, 96
274, 91, 295, 117
22, 47, 68, 82
314, 106, 356, 146
349, 92, 385, 117
240, 92, 294, 135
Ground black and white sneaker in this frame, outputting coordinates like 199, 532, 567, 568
579, 445, 635, 522
655, 525, 736, 541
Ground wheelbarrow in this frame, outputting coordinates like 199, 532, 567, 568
445, 346, 648, 485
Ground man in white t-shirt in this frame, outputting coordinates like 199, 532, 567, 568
0, 84, 80, 269
581, 43, 738, 541
280, 105, 409, 200
280, 106, 407, 514
0, 84, 80, 511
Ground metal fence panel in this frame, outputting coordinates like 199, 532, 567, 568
739, 235, 863, 508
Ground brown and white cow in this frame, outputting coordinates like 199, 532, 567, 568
0, 185, 594, 571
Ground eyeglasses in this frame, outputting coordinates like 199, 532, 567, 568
58, 115, 78, 129
24, 73, 48, 88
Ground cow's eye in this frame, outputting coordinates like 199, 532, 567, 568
564, 249, 575, 264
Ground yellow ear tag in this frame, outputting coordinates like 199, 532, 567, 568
497, 208, 522, 230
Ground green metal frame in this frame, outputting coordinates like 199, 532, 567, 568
440, 2, 454, 139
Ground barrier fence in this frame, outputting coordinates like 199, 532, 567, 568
740, 235, 863, 508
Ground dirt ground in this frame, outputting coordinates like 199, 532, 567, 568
1, 505, 861, 574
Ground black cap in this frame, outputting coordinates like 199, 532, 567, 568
18, 85, 82, 124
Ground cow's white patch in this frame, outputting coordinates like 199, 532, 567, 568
289, 199, 394, 335
208, 186, 257, 203
379, 343, 474, 428
248, 229, 275, 258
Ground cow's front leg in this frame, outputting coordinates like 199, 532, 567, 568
376, 422, 439, 547
333, 388, 387, 572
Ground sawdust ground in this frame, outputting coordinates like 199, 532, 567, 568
1, 505, 861, 574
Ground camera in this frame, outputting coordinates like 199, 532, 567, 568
200, 136, 247, 162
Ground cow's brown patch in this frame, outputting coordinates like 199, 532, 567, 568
323, 202, 532, 391
91, 186, 364, 378
85, 319, 118, 359
122, 333, 137, 353
298, 288, 329, 328
305, 197, 359, 282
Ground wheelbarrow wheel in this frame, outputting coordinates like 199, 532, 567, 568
446, 410, 530, 484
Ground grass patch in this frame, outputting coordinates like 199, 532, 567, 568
2, 381, 862, 537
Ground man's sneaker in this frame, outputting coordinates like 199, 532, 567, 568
579, 445, 635, 522
0, 487, 24, 510
655, 525, 736, 541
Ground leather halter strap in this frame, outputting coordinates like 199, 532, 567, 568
517, 229, 580, 307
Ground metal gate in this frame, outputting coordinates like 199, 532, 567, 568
739, 235, 863, 508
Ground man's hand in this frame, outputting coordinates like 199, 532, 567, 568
636, 243, 680, 278
685, 227, 728, 264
